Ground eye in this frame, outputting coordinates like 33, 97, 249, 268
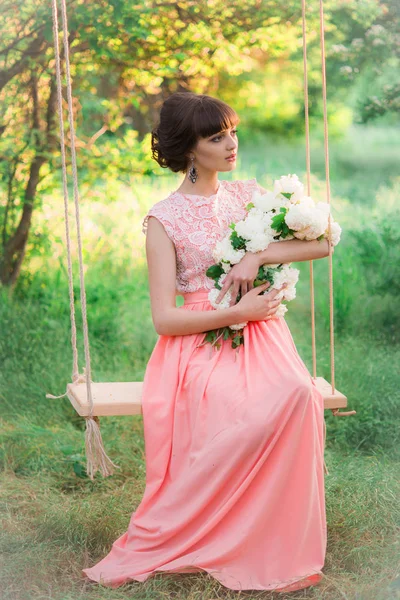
211, 128, 239, 142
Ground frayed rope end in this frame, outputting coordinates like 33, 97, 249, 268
84, 416, 120, 480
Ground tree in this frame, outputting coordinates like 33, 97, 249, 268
0, 0, 396, 287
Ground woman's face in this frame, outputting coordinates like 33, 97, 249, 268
190, 125, 239, 173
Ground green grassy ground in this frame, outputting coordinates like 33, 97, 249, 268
1, 124, 399, 599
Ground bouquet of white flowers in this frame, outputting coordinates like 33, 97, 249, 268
199, 174, 341, 351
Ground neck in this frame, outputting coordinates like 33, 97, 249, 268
177, 171, 220, 197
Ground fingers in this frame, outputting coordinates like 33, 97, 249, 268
265, 288, 281, 299
269, 299, 281, 310
217, 279, 284, 305
265, 284, 287, 299
216, 280, 230, 303
241, 280, 253, 299
230, 281, 240, 307
216, 278, 248, 304
255, 281, 270, 293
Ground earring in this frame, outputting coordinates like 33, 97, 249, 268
188, 155, 198, 183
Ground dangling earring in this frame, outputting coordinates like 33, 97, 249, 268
188, 155, 198, 183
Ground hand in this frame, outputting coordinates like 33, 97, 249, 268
235, 281, 288, 322
215, 252, 260, 307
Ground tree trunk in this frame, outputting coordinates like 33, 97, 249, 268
0, 155, 45, 287
0, 78, 57, 288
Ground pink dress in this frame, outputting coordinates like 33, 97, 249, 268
82, 178, 327, 592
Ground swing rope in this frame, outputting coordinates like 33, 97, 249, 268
302, 0, 356, 473
46, 0, 119, 479
301, 0, 317, 381
302, 0, 356, 420
319, 0, 336, 396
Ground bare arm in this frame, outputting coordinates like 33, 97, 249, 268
145, 216, 243, 337
254, 237, 331, 266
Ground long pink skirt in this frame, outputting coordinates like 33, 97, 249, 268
82, 289, 327, 592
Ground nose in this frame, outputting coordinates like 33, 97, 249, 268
227, 135, 238, 150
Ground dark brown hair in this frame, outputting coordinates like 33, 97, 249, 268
151, 92, 240, 173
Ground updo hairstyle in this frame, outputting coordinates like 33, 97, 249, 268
151, 92, 240, 173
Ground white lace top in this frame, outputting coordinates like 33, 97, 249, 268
142, 178, 260, 293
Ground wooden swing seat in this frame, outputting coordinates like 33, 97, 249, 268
66, 376, 347, 417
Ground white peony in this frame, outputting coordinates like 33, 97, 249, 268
221, 261, 232, 274
251, 189, 286, 213
213, 235, 246, 265
208, 275, 232, 310
299, 195, 315, 208
246, 232, 274, 253
235, 210, 266, 239
229, 320, 249, 330
212, 235, 232, 263
273, 174, 305, 203
274, 304, 288, 318
281, 284, 297, 302
271, 265, 300, 302
325, 219, 342, 247
285, 201, 329, 240
228, 247, 246, 265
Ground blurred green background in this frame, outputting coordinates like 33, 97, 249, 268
0, 1, 399, 599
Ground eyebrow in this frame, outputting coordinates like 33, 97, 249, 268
210, 127, 236, 137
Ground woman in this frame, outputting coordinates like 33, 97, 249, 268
83, 92, 329, 593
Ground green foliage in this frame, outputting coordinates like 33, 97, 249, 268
358, 83, 400, 123
351, 210, 400, 296
271, 206, 291, 238
205, 263, 225, 282
229, 228, 247, 250
1, 0, 398, 285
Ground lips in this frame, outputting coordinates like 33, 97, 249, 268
226, 153, 237, 159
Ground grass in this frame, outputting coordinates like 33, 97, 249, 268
1, 124, 400, 599
1, 453, 399, 600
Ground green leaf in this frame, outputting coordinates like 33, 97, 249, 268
253, 278, 265, 286
271, 212, 285, 232
204, 331, 216, 342
206, 263, 224, 279
230, 230, 247, 250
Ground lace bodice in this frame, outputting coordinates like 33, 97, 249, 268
142, 178, 260, 293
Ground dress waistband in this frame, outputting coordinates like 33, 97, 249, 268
181, 290, 211, 305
